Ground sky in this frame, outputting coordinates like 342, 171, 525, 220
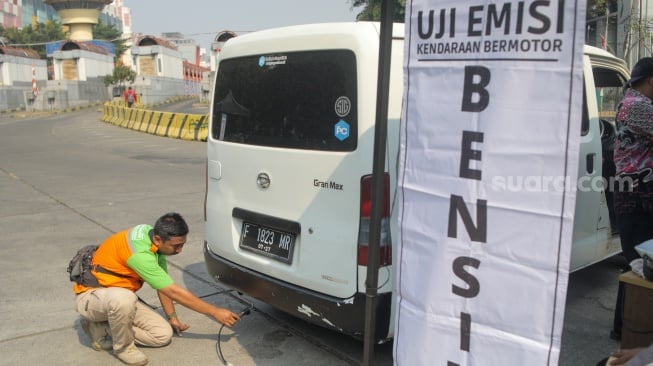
124, 0, 360, 50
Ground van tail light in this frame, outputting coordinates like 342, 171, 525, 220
203, 160, 208, 221
358, 174, 392, 266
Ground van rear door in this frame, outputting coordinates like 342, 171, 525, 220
206, 49, 362, 299
570, 47, 628, 270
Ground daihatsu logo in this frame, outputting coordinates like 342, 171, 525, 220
257, 172, 270, 189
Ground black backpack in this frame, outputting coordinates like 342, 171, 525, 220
67, 245, 101, 287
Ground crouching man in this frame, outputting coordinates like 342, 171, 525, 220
73, 212, 240, 365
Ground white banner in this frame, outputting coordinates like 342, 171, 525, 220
394, 1, 586, 365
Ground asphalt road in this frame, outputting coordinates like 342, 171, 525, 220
0, 105, 626, 365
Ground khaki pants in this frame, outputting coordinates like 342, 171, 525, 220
76, 288, 172, 351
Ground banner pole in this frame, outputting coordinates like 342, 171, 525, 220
363, 0, 395, 364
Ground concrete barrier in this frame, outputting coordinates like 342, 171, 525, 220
161, 112, 176, 137
102, 103, 112, 123
166, 114, 188, 140
154, 112, 175, 137
119, 108, 132, 128
137, 111, 150, 133
181, 114, 207, 141
191, 114, 209, 141
101, 101, 208, 142
125, 108, 140, 130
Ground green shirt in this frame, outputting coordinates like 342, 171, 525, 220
125, 224, 174, 290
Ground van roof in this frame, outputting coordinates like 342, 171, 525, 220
584, 44, 630, 76
219, 22, 404, 58
238, 21, 405, 40
584, 44, 619, 58
219, 22, 629, 78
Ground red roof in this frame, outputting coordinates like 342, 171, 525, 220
136, 35, 178, 51
60, 40, 110, 55
0, 46, 40, 59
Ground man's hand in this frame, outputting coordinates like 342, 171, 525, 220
169, 317, 190, 336
610, 347, 644, 365
212, 307, 240, 327
157, 284, 241, 328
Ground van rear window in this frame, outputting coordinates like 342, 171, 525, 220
212, 50, 357, 151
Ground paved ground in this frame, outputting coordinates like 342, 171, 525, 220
0, 108, 353, 366
0, 105, 637, 366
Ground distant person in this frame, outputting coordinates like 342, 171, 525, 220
611, 57, 653, 341
125, 86, 137, 108
72, 212, 240, 366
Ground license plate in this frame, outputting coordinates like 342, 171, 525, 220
239, 222, 295, 264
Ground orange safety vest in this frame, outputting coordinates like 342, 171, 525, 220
73, 228, 159, 294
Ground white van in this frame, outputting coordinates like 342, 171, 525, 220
204, 22, 630, 341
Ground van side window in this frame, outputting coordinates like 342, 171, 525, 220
211, 50, 358, 152
582, 84, 589, 136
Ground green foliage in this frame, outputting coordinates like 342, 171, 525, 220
350, 0, 616, 24
350, 0, 406, 22
0, 20, 128, 62
93, 20, 128, 58
103, 61, 136, 87
587, 0, 611, 19
0, 20, 65, 61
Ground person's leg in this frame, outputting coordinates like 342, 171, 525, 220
612, 281, 625, 340
628, 212, 653, 260
76, 290, 111, 350
77, 287, 138, 351
611, 212, 653, 339
132, 300, 173, 347
76, 289, 108, 322
618, 213, 638, 264
612, 213, 635, 339
76, 288, 148, 365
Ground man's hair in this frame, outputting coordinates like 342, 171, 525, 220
152, 212, 189, 240
628, 57, 653, 88
631, 76, 651, 89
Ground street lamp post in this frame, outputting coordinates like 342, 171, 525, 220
637, 0, 643, 60
363, 0, 394, 364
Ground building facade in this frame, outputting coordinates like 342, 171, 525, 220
586, 0, 653, 68
0, 0, 58, 29
0, 1, 212, 108
0, 0, 128, 40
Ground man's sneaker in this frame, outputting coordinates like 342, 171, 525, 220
115, 344, 148, 366
80, 318, 112, 351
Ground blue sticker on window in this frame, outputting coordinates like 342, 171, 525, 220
334, 120, 350, 141
258, 56, 266, 67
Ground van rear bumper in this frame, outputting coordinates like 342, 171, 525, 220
204, 241, 391, 341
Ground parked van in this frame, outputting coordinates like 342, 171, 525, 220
204, 22, 630, 341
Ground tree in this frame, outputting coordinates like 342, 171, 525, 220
349, 0, 406, 22
103, 61, 136, 88
585, 0, 650, 63
0, 20, 66, 61
586, 0, 611, 20
352, 0, 620, 29
0, 19, 129, 62
93, 20, 129, 58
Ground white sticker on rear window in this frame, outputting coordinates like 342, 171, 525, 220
258, 55, 287, 67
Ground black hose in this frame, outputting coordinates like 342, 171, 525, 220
216, 306, 253, 366
217, 323, 229, 366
